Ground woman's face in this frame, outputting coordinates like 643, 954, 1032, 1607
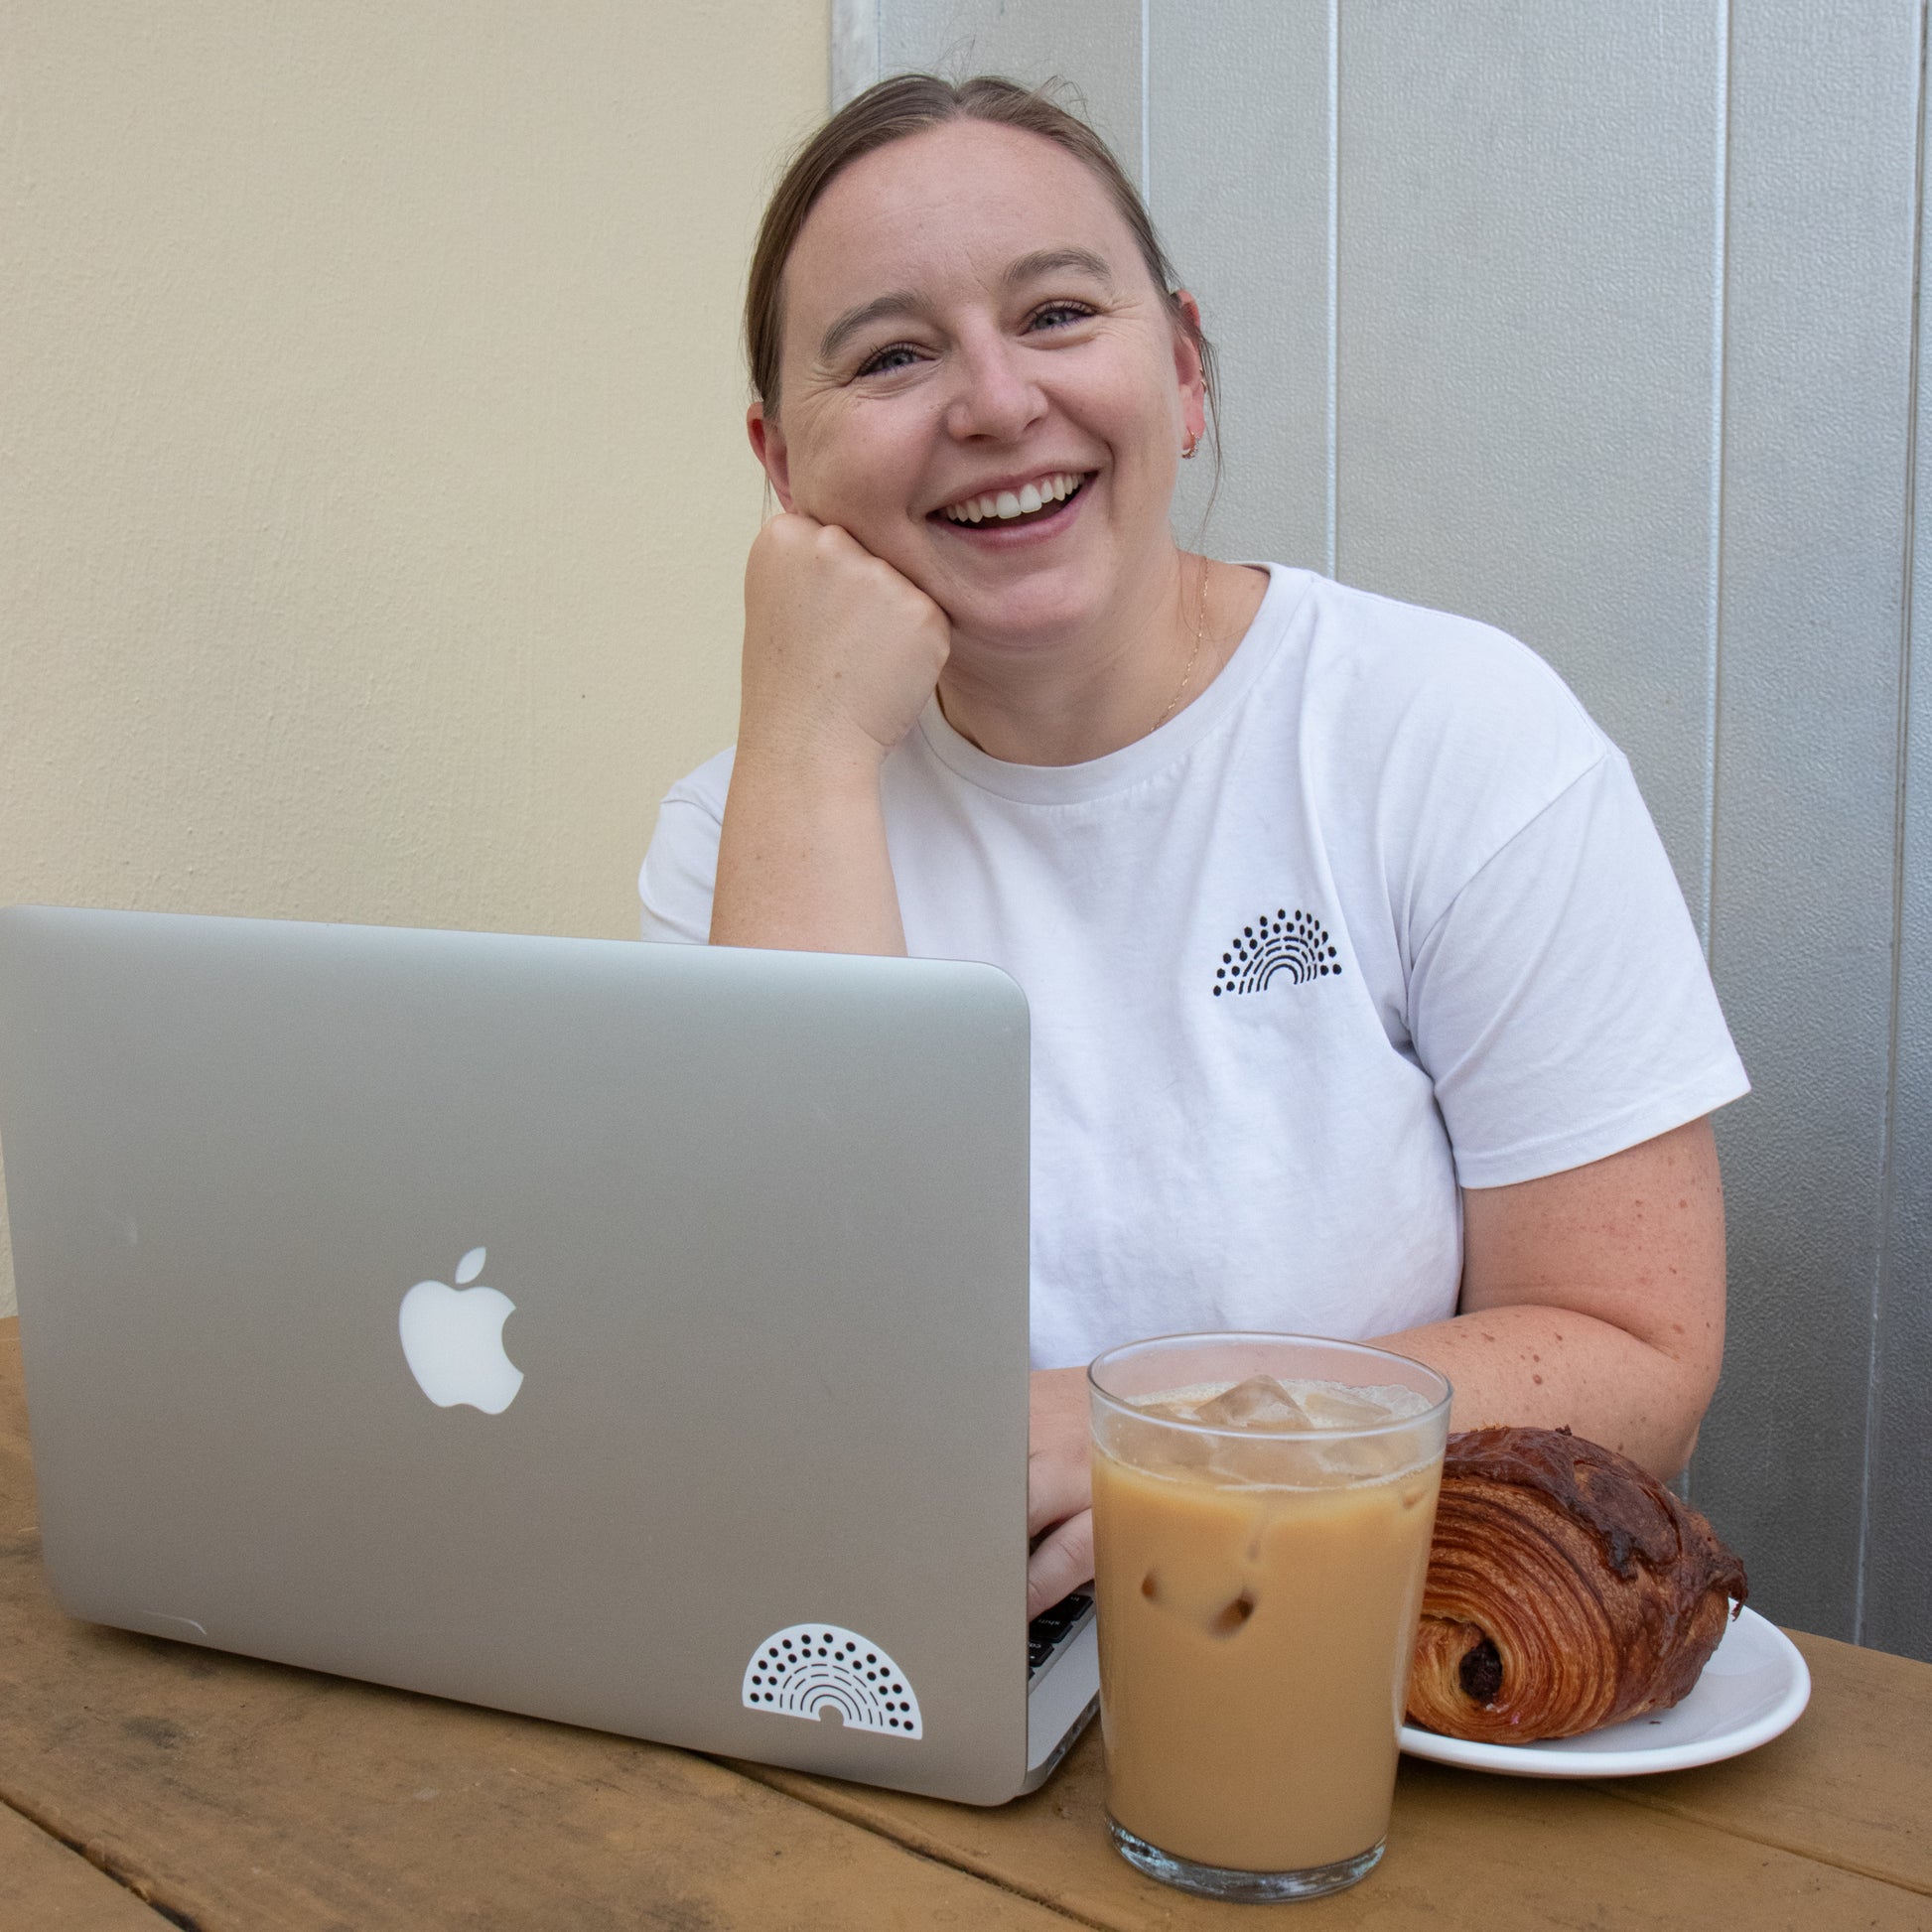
751, 120, 1205, 653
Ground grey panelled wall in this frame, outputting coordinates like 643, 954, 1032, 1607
1871, 21, 1932, 1664
1709, 4, 1920, 1654
850, 1, 1931, 1659
1332, 8, 1724, 908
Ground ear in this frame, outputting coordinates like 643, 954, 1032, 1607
747, 402, 796, 512
1170, 289, 1208, 452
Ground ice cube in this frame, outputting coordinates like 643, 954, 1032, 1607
1297, 1382, 1409, 1430
1126, 1382, 1230, 1426
1133, 1392, 1208, 1425
1191, 1374, 1313, 1432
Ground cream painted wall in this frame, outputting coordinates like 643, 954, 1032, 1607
1, 2, 828, 1315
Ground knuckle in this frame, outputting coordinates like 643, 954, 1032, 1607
752, 521, 796, 569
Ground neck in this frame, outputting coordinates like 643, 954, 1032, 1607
938, 550, 1243, 767
935, 555, 1268, 766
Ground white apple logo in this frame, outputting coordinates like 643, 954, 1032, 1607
398, 1246, 524, 1414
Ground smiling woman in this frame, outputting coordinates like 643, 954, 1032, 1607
635, 74, 1749, 1619
739, 95, 1244, 752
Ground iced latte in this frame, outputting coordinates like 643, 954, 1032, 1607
1088, 1335, 1450, 1902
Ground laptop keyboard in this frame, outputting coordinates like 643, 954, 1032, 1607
1027, 1588, 1094, 1681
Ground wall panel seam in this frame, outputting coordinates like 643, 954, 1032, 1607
1139, 0, 1150, 195
1325, 0, 1339, 579
1689, 0, 1733, 1515
1703, 0, 1731, 965
1857, 0, 1932, 1649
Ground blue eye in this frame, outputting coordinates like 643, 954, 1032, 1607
856, 343, 921, 377
1031, 301, 1095, 332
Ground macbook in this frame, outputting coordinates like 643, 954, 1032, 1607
0, 906, 1096, 1803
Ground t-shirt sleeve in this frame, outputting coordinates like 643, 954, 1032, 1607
1407, 747, 1748, 1188
637, 776, 727, 945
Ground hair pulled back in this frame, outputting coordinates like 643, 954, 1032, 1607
745, 72, 1217, 430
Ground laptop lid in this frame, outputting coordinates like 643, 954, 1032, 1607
0, 906, 1041, 1803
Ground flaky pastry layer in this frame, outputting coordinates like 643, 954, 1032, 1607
1406, 1426, 1747, 1744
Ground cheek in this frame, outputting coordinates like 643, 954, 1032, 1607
1077, 357, 1184, 472
792, 413, 927, 522
1099, 393, 1180, 487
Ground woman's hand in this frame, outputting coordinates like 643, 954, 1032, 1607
711, 514, 950, 955
739, 512, 951, 773
1027, 1365, 1095, 1620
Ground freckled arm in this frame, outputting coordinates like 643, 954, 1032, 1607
712, 744, 908, 956
710, 516, 951, 957
1372, 1117, 1726, 1480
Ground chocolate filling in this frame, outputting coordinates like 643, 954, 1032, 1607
1459, 1636, 1504, 1704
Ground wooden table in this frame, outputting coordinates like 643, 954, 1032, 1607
2, 1318, 1926, 1931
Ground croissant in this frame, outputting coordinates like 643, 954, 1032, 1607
1406, 1426, 1747, 1743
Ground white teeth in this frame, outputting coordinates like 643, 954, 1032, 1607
941, 472, 1082, 523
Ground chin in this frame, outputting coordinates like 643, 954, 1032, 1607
935, 566, 1110, 646
949, 600, 1095, 653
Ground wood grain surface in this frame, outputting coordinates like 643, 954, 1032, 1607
748, 1725, 1932, 1931
1586, 1627, 1931, 1897
0, 1323, 1066, 1932
5, 1313, 1931, 1931
0, 1800, 172, 1930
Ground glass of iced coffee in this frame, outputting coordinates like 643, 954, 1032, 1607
1088, 1332, 1451, 1902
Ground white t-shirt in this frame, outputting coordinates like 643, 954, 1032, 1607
638, 565, 1748, 1369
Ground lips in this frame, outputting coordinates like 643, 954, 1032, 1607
937, 471, 1086, 525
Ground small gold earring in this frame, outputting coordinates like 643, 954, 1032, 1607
1181, 433, 1199, 460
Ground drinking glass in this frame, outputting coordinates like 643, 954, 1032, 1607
1088, 1332, 1451, 1901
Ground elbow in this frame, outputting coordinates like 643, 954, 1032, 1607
1649, 1349, 1720, 1483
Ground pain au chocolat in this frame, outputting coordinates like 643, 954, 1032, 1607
1406, 1426, 1747, 1744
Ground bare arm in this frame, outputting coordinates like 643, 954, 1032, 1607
1023, 1116, 1727, 1616
1376, 1115, 1725, 1478
711, 743, 908, 955
710, 514, 949, 955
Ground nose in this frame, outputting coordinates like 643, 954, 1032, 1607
943, 328, 1047, 444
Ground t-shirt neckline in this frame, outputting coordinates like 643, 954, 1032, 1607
913, 563, 1310, 805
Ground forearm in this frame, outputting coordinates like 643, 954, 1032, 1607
709, 745, 907, 955
713, 513, 951, 954
1374, 1118, 1729, 1480
1374, 1303, 1712, 1480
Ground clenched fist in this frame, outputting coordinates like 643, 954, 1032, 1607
740, 514, 951, 774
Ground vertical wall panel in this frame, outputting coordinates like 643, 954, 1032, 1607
1334, 1, 1723, 905
1702, 0, 1920, 1639
881, 0, 1145, 189
1864, 22, 1932, 1662
1870, 508, 1932, 1657
870, 0, 1932, 1655
832, 0, 881, 107
1151, 3, 1332, 572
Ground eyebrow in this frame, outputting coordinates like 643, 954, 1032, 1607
815, 248, 1119, 365
818, 291, 926, 365
1001, 247, 1116, 291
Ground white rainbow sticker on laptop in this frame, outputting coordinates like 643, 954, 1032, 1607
742, 1624, 922, 1738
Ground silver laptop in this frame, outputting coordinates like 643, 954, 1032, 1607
0, 905, 1097, 1804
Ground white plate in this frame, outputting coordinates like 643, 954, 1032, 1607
1399, 1606, 1809, 1777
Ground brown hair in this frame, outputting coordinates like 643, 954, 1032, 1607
745, 71, 1217, 440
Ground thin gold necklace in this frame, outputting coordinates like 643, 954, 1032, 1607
1153, 558, 1209, 730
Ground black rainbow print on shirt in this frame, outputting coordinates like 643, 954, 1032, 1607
1211, 907, 1342, 998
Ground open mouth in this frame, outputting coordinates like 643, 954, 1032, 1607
934, 472, 1088, 531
